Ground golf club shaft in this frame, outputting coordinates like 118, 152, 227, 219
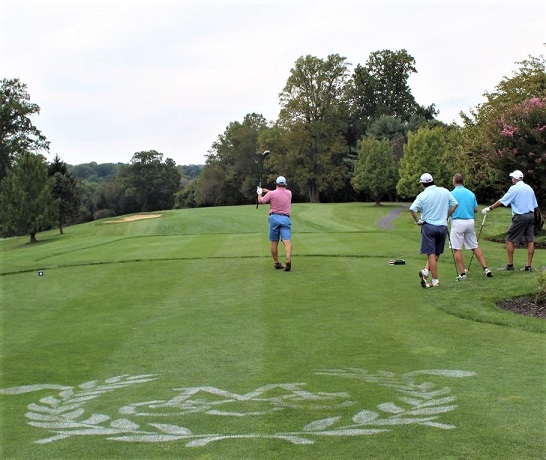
446, 226, 459, 278
468, 214, 487, 271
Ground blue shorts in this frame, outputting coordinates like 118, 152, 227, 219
269, 214, 291, 241
420, 223, 447, 255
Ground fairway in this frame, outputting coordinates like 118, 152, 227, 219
1, 203, 545, 459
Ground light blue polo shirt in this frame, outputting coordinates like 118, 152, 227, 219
500, 180, 538, 215
410, 185, 458, 226
451, 185, 477, 220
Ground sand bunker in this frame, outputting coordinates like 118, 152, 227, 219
104, 214, 162, 223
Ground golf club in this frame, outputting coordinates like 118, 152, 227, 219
446, 226, 460, 280
467, 213, 487, 272
256, 150, 270, 209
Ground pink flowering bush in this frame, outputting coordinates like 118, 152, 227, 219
487, 97, 546, 212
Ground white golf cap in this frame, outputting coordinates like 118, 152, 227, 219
276, 176, 287, 185
509, 170, 524, 180
419, 173, 434, 184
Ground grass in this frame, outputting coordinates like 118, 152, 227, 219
1, 203, 545, 459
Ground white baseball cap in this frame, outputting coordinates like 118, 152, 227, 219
419, 173, 434, 184
509, 170, 524, 180
276, 176, 287, 185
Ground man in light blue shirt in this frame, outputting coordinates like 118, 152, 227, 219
450, 173, 492, 280
482, 169, 538, 271
410, 173, 458, 288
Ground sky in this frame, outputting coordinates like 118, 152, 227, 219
2, 0, 545, 167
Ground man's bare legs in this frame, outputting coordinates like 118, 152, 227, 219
505, 240, 534, 269
527, 242, 535, 267
455, 247, 489, 272
270, 241, 281, 265
471, 247, 490, 271
270, 240, 292, 266
453, 249, 465, 275
506, 240, 515, 266
427, 254, 439, 281
283, 240, 292, 262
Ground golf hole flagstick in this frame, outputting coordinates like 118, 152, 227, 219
256, 150, 270, 209
467, 213, 487, 272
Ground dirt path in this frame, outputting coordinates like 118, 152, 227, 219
376, 203, 408, 230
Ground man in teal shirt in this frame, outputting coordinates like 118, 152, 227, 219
450, 173, 493, 280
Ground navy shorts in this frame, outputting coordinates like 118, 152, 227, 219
420, 223, 448, 255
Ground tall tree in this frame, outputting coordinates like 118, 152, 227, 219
198, 113, 268, 206
0, 152, 58, 242
0, 79, 49, 180
277, 54, 350, 202
351, 138, 398, 205
396, 126, 452, 199
119, 150, 182, 212
485, 97, 546, 213
347, 49, 437, 143
458, 50, 546, 203
48, 155, 80, 234
476, 52, 546, 124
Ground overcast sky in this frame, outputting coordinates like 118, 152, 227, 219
2, 0, 545, 166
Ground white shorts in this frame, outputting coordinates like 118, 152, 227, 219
450, 219, 478, 250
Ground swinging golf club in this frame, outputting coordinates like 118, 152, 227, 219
467, 213, 487, 272
256, 150, 270, 209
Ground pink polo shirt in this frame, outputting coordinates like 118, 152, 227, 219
261, 187, 292, 216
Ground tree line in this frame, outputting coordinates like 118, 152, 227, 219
1, 48, 545, 242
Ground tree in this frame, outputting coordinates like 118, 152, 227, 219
351, 138, 398, 205
347, 49, 437, 143
0, 152, 58, 242
485, 97, 546, 213
0, 79, 49, 180
91, 179, 137, 218
396, 126, 452, 199
458, 50, 546, 204
198, 113, 269, 206
178, 164, 203, 181
70, 162, 123, 183
277, 54, 351, 202
48, 155, 80, 234
476, 52, 546, 124
119, 150, 182, 212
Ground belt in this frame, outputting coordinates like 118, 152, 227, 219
269, 213, 290, 217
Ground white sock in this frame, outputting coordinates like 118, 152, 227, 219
431, 279, 439, 286
423, 268, 429, 276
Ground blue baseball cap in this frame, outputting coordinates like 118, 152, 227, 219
276, 176, 287, 185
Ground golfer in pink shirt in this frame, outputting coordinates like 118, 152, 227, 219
257, 176, 292, 271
